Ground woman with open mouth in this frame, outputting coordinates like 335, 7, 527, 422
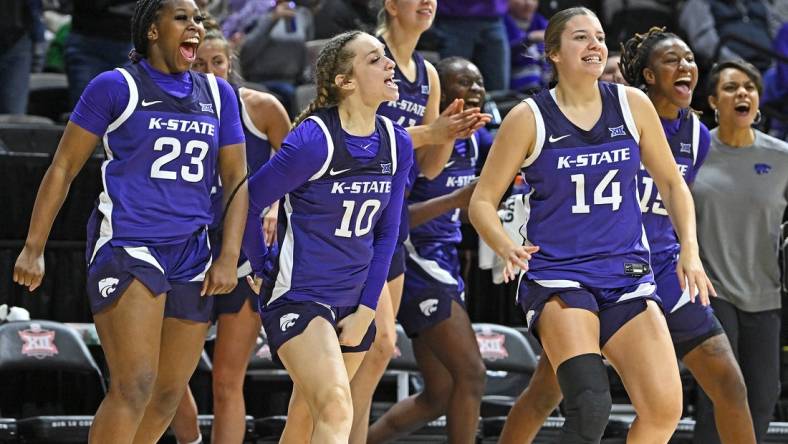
471, 7, 715, 443
13, 0, 248, 442
495, 28, 757, 444
692, 59, 788, 444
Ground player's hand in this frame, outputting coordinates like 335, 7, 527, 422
263, 201, 279, 247
246, 275, 263, 295
430, 99, 492, 144
202, 255, 237, 296
499, 244, 540, 283
337, 305, 376, 347
13, 246, 45, 292
676, 250, 716, 306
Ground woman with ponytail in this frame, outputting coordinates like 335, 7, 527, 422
242, 31, 413, 443
13, 1, 248, 442
494, 27, 757, 444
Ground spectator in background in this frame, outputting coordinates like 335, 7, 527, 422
64, 0, 134, 109
602, 0, 677, 50
314, 0, 379, 39
601, 51, 625, 84
679, 0, 775, 72
235, 0, 318, 115
433, 0, 510, 91
0, 0, 35, 114
505, 0, 550, 92
762, 23, 787, 140
693, 59, 788, 444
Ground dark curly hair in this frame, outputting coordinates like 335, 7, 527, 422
129, 0, 167, 63
619, 26, 681, 90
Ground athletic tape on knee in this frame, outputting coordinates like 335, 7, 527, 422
556, 353, 612, 443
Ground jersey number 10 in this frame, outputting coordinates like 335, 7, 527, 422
335, 199, 382, 238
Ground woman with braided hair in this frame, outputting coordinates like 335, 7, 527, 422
493, 27, 756, 444
13, 0, 248, 442
242, 30, 413, 443
350, 2, 491, 441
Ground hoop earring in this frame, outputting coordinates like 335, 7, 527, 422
753, 109, 762, 125
714, 109, 719, 123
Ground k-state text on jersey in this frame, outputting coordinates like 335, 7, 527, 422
557, 147, 631, 169
331, 180, 392, 194
148, 117, 216, 136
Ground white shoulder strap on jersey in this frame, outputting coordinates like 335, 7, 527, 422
307, 115, 335, 180
521, 97, 545, 167
616, 84, 640, 144
206, 73, 221, 121
239, 88, 268, 140
381, 116, 398, 175
470, 131, 479, 163
690, 112, 700, 167
103, 68, 139, 159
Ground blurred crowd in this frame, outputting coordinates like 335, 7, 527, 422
0, 0, 785, 139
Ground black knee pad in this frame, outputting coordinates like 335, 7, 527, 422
556, 353, 612, 444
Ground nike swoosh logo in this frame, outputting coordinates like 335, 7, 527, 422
548, 134, 570, 143
445, 160, 455, 168
329, 168, 351, 176
141, 100, 163, 107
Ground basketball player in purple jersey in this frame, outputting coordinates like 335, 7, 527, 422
242, 31, 413, 443
170, 22, 290, 444
12, 1, 248, 442
496, 28, 756, 444
368, 57, 488, 443
470, 8, 716, 443
351, 2, 492, 441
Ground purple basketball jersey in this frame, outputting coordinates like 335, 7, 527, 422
409, 133, 480, 245
209, 86, 273, 229
638, 109, 706, 255
376, 42, 430, 128
267, 108, 401, 307
89, 64, 223, 262
520, 82, 651, 288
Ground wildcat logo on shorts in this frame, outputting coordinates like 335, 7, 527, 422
279, 313, 300, 332
476, 332, 508, 361
419, 299, 439, 317
18, 323, 58, 359
608, 125, 626, 138
98, 277, 119, 298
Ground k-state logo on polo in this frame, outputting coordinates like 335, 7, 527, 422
754, 163, 772, 175
279, 313, 300, 332
19, 323, 59, 359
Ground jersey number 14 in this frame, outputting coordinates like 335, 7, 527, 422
570, 169, 622, 214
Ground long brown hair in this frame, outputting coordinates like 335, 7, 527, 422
292, 31, 363, 127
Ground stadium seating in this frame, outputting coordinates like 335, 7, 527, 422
0, 320, 105, 443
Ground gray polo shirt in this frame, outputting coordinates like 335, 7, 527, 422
692, 128, 788, 312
